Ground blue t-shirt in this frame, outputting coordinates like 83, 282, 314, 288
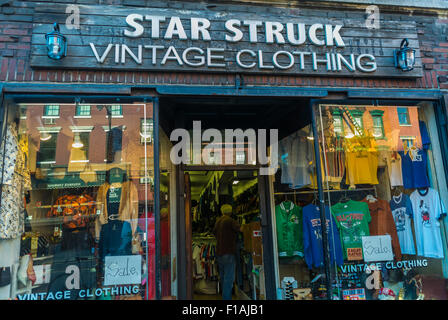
400, 121, 432, 189
389, 193, 416, 255
399, 149, 430, 189
302, 204, 344, 269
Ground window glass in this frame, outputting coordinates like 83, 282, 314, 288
0, 102, 154, 301
316, 103, 448, 301
110, 105, 123, 117
397, 108, 411, 125
43, 105, 60, 117
75, 105, 91, 117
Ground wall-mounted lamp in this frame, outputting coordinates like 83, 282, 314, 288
45, 23, 67, 60
394, 38, 415, 71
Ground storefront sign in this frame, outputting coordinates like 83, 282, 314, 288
30, 4, 422, 78
340, 259, 429, 273
104, 255, 142, 286
16, 285, 140, 300
362, 235, 393, 262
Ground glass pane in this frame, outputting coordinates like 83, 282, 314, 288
272, 124, 331, 300
317, 103, 448, 301
0, 102, 154, 300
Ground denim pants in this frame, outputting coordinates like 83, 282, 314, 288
217, 254, 236, 300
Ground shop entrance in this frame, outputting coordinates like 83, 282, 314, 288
159, 95, 313, 300
183, 169, 265, 300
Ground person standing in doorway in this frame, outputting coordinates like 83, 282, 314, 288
213, 204, 241, 300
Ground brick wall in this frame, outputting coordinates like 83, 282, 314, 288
0, 0, 447, 89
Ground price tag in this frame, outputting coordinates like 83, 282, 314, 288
347, 247, 363, 261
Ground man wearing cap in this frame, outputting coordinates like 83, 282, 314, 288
213, 204, 241, 300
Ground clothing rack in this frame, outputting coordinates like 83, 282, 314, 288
274, 187, 377, 196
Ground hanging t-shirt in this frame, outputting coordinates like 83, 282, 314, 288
331, 200, 371, 260
387, 153, 403, 187
345, 151, 379, 186
399, 148, 430, 189
410, 188, 446, 259
278, 128, 313, 189
302, 204, 344, 269
389, 193, 416, 255
399, 122, 430, 189
275, 201, 303, 258
361, 197, 402, 261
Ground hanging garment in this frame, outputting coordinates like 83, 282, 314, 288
95, 180, 139, 238
275, 201, 303, 258
331, 200, 371, 260
361, 197, 402, 261
344, 136, 379, 187
98, 219, 132, 270
0, 123, 19, 185
278, 129, 313, 189
387, 152, 403, 187
17, 134, 32, 190
0, 173, 25, 239
302, 204, 344, 269
389, 193, 416, 255
410, 188, 446, 259
399, 122, 431, 189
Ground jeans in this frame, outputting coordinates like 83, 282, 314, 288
217, 254, 236, 300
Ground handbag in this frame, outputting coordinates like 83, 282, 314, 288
0, 266, 11, 287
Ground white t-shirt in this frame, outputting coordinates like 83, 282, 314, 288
410, 188, 446, 259
387, 153, 403, 187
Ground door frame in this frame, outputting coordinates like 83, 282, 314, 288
176, 164, 277, 300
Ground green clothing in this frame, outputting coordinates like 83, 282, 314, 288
275, 201, 303, 258
331, 200, 371, 260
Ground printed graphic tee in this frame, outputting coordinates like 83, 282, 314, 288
302, 204, 344, 269
399, 122, 431, 189
410, 188, 446, 259
331, 200, 371, 260
389, 193, 416, 255
275, 201, 303, 258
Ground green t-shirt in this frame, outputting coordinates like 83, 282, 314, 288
275, 201, 303, 258
331, 200, 371, 260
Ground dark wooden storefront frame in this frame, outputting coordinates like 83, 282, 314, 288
0, 83, 447, 300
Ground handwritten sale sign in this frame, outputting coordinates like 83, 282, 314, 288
104, 255, 142, 286
362, 235, 393, 262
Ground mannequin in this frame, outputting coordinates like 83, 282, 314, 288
98, 168, 133, 269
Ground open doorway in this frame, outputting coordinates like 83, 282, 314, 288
185, 169, 265, 300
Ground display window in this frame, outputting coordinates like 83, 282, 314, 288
270, 101, 448, 301
0, 101, 155, 300
315, 103, 448, 300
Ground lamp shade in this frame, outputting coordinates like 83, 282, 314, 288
394, 38, 415, 71
45, 23, 67, 60
72, 132, 84, 148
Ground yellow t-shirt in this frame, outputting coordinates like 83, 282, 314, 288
344, 135, 379, 186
